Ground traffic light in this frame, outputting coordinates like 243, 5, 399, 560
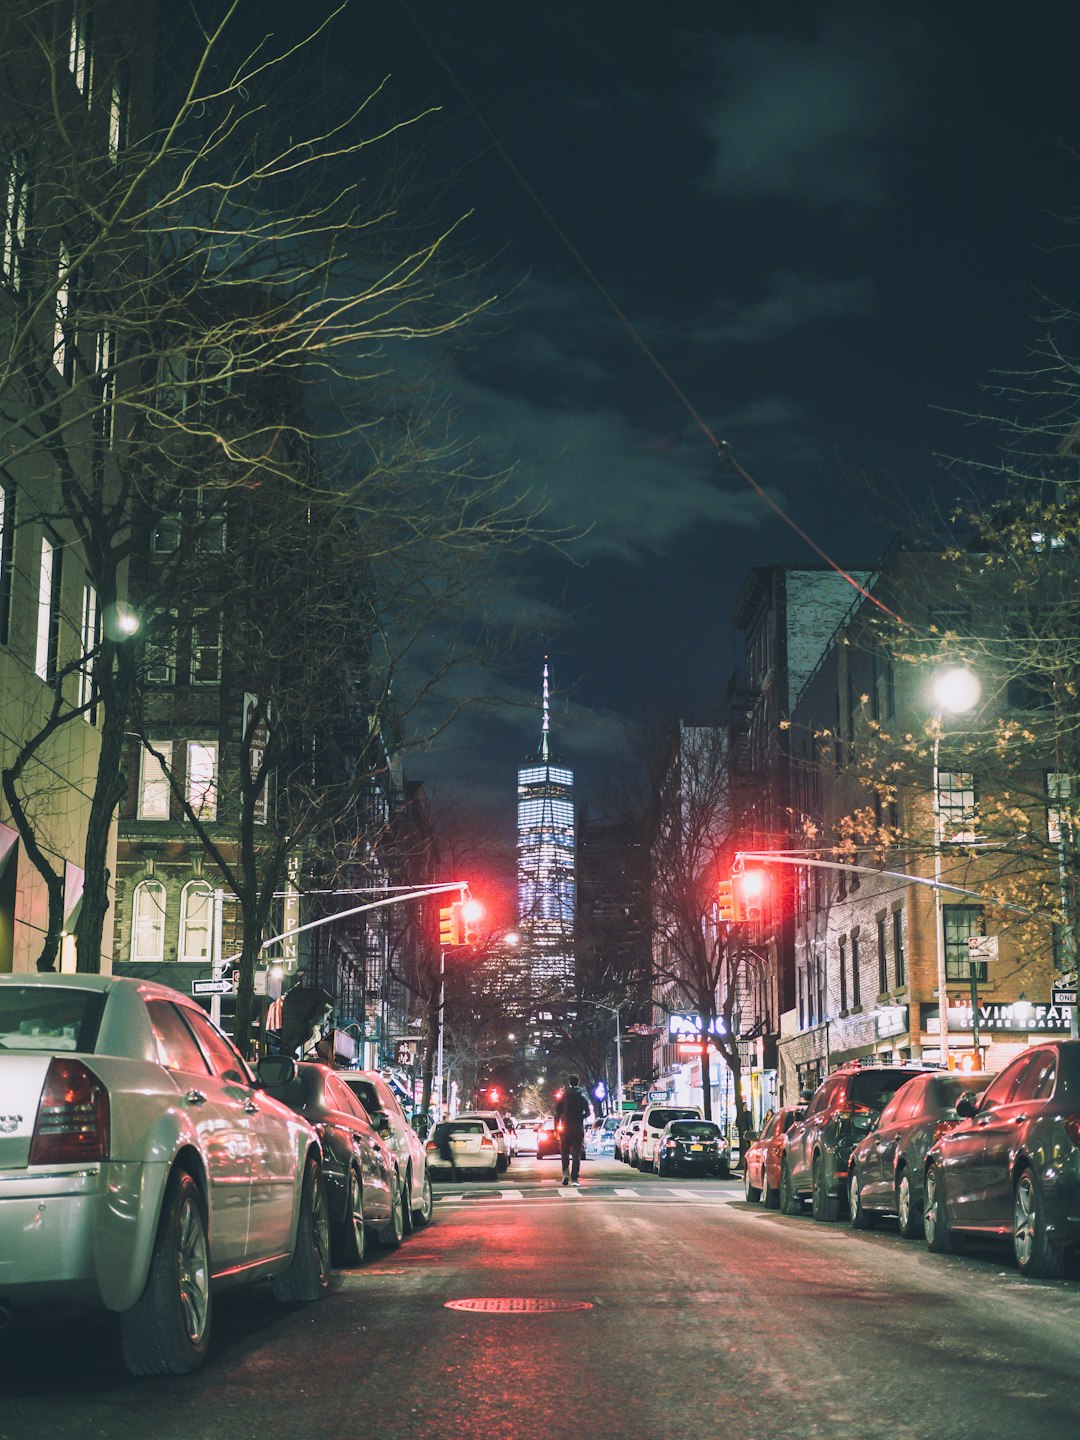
439, 904, 461, 947
717, 879, 735, 922
733, 868, 767, 923
460, 897, 484, 945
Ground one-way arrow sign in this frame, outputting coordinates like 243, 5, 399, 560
192, 978, 233, 996
1052, 987, 1077, 1007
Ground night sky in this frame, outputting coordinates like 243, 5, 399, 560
265, 2, 1080, 839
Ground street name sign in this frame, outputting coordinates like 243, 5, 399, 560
192, 978, 232, 996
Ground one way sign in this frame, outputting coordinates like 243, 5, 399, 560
192, 978, 232, 996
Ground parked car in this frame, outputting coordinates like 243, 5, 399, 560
258, 1059, 404, 1260
0, 974, 329, 1377
654, 1119, 730, 1177
535, 1116, 561, 1160
848, 1070, 994, 1237
455, 1110, 511, 1171
922, 1041, 1080, 1278
624, 1117, 646, 1167
636, 1104, 703, 1171
425, 1118, 500, 1179
339, 1070, 433, 1230
613, 1110, 643, 1162
781, 1061, 936, 1221
592, 1115, 622, 1155
515, 1121, 540, 1155
743, 1105, 805, 1207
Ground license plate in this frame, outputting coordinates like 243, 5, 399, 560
690, 1144, 704, 1152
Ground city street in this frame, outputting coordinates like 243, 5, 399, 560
3, 1156, 1080, 1440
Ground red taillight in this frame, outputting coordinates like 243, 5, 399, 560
480, 1134, 496, 1149
1063, 1115, 1080, 1147
426, 1141, 438, 1153
29, 1056, 110, 1164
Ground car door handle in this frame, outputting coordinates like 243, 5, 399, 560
242, 1099, 259, 1115
1012, 1114, 1028, 1124
185, 1089, 208, 1106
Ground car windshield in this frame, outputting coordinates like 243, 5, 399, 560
851, 1071, 919, 1111
668, 1122, 720, 1139
0, 985, 106, 1052
649, 1109, 698, 1128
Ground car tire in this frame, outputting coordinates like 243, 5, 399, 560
335, 1165, 366, 1267
379, 1173, 406, 1248
120, 1169, 212, 1376
716, 1162, 730, 1180
1014, 1166, 1064, 1279
413, 1167, 434, 1227
923, 1164, 964, 1255
779, 1160, 802, 1216
812, 1155, 839, 1223
849, 1170, 875, 1230
744, 1168, 761, 1203
402, 1167, 416, 1235
272, 1156, 331, 1304
763, 1177, 780, 1210
896, 1167, 921, 1240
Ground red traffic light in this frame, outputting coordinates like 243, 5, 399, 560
460, 897, 484, 944
733, 868, 767, 923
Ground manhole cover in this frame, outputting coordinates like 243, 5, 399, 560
444, 1297, 593, 1313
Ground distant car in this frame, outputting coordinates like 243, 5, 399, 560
258, 1059, 405, 1261
339, 1070, 433, 1231
425, 1119, 500, 1179
743, 1106, 805, 1208
623, 1117, 645, 1166
591, 1115, 621, 1155
455, 1111, 511, 1171
848, 1070, 994, 1237
923, 1041, 1080, 1277
613, 1111, 643, 1162
535, 1117, 561, 1160
0, 974, 329, 1377
654, 1119, 730, 1177
781, 1062, 936, 1221
516, 1122, 540, 1155
636, 1104, 703, 1172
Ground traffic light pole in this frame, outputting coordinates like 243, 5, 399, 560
435, 946, 446, 1121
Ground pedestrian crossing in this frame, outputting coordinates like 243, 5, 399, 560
434, 1184, 732, 1205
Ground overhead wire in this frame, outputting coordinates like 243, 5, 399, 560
396, 0, 906, 627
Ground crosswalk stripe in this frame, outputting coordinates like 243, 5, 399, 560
614, 1188, 640, 1197
501, 1189, 524, 1199
556, 1186, 582, 1197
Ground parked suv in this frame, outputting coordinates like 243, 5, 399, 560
636, 1104, 703, 1171
780, 1061, 934, 1222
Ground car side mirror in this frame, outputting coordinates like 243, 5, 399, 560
374, 1111, 392, 1133
800, 1087, 815, 1102
256, 1055, 297, 1087
955, 1092, 980, 1119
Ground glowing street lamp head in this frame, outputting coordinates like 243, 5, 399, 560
932, 666, 980, 715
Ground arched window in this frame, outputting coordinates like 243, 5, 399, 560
179, 881, 214, 964
131, 880, 166, 963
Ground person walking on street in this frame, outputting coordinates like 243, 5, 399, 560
554, 1075, 592, 1186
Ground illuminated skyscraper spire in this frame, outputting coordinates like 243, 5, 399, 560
540, 656, 550, 762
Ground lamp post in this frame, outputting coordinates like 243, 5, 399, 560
578, 999, 623, 1110
930, 666, 981, 1068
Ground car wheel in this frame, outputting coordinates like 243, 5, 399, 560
402, 1167, 416, 1235
379, 1173, 406, 1248
923, 1164, 964, 1255
812, 1155, 839, 1222
779, 1160, 802, 1216
763, 1176, 780, 1210
272, 1156, 332, 1303
1014, 1166, 1064, 1279
413, 1166, 434, 1227
335, 1165, 366, 1267
744, 1168, 761, 1202
849, 1170, 875, 1230
120, 1169, 212, 1376
716, 1162, 730, 1180
896, 1167, 921, 1240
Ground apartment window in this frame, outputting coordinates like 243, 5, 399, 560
68, 0, 94, 99
53, 242, 75, 379
937, 770, 977, 843
0, 478, 13, 646
1047, 772, 1076, 847
78, 581, 99, 720
152, 512, 181, 555
2, 150, 30, 291
838, 937, 847, 1012
850, 932, 861, 1007
143, 610, 177, 685
815, 953, 825, 1026
157, 350, 189, 413
186, 742, 218, 822
872, 652, 895, 721
95, 326, 115, 442
190, 611, 222, 684
195, 487, 226, 553
877, 916, 888, 994
35, 533, 63, 682
138, 742, 173, 820
179, 882, 214, 963
944, 904, 986, 982
893, 909, 905, 988
130, 879, 166, 963
107, 63, 130, 159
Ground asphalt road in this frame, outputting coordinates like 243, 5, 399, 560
4, 1154, 1080, 1440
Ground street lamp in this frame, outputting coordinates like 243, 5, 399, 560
930, 665, 981, 1067
578, 999, 623, 1110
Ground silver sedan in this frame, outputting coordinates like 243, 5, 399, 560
0, 974, 330, 1375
